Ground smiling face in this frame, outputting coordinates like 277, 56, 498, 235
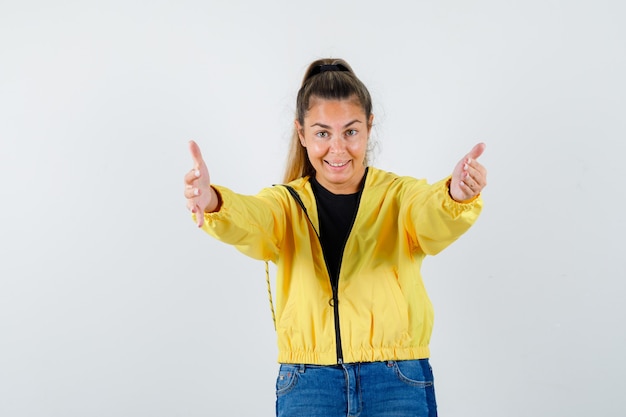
296, 97, 373, 194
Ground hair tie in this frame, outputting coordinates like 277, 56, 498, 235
319, 64, 347, 72
308, 64, 350, 79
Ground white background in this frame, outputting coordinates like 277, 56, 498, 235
1, 0, 625, 416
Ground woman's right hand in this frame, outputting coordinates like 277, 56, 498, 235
184, 140, 218, 227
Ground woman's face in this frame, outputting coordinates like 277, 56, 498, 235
296, 97, 373, 194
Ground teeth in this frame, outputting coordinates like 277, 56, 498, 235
328, 161, 348, 167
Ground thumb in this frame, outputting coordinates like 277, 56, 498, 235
188, 140, 205, 168
467, 142, 486, 160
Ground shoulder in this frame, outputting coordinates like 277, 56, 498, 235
255, 176, 315, 208
365, 167, 428, 190
267, 176, 312, 197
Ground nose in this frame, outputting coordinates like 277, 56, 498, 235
328, 136, 346, 154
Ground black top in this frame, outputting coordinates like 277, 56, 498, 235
310, 170, 367, 288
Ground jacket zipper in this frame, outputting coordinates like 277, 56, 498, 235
330, 284, 342, 364
282, 179, 365, 365
330, 197, 362, 364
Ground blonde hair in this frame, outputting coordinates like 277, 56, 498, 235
283, 58, 373, 183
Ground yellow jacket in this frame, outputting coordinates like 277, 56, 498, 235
199, 167, 482, 365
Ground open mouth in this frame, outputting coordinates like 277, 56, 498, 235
326, 160, 350, 168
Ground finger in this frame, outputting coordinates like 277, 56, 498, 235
458, 180, 474, 198
467, 160, 486, 176
466, 172, 485, 194
464, 164, 484, 185
195, 205, 205, 228
184, 168, 201, 185
189, 140, 205, 168
461, 173, 475, 191
469, 158, 487, 185
467, 142, 486, 161
184, 187, 201, 199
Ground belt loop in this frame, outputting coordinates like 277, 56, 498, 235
298, 364, 305, 373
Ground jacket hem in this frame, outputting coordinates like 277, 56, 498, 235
277, 346, 431, 365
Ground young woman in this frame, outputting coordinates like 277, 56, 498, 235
184, 58, 487, 417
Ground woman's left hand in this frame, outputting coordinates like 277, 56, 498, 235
449, 142, 488, 202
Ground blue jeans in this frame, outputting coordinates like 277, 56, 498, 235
275, 359, 437, 417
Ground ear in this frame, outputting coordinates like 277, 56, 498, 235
295, 120, 306, 146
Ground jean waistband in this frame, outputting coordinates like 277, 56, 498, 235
284, 361, 403, 373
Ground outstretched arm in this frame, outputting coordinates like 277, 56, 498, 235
184, 140, 220, 227
449, 142, 488, 202
406, 143, 487, 255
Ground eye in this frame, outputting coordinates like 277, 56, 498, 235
315, 131, 329, 138
346, 129, 358, 136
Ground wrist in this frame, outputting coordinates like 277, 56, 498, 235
446, 178, 479, 204
204, 186, 222, 213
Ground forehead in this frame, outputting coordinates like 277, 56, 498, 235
305, 97, 366, 119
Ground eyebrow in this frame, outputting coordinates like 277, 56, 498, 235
310, 119, 363, 129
